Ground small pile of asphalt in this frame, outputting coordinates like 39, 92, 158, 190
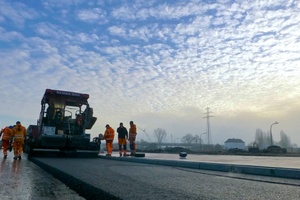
142, 147, 193, 154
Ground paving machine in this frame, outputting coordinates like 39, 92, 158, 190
25, 89, 99, 156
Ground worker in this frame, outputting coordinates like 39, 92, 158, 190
0, 125, 13, 159
129, 121, 137, 156
117, 122, 128, 157
12, 121, 27, 160
103, 124, 115, 156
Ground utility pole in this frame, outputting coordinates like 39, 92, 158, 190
203, 107, 213, 145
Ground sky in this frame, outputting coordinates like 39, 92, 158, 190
0, 0, 300, 146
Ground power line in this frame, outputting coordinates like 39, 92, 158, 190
138, 127, 152, 142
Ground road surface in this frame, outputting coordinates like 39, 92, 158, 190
1, 151, 300, 199
0, 151, 84, 200
31, 155, 300, 200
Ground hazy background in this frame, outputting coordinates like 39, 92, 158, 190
0, 0, 299, 146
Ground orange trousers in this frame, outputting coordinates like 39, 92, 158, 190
118, 138, 127, 154
105, 140, 113, 155
13, 141, 24, 157
2, 140, 10, 156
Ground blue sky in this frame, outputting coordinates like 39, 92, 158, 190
0, 0, 300, 145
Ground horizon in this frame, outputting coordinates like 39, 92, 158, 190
0, 0, 299, 146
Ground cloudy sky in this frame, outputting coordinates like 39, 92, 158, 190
0, 0, 299, 146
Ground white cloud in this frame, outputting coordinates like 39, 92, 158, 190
108, 26, 126, 37
0, 27, 24, 41
77, 8, 106, 23
0, 0, 300, 145
42, 0, 87, 8
0, 1, 38, 27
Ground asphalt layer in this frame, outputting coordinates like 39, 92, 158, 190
30, 154, 300, 200
29, 157, 121, 200
2, 150, 300, 199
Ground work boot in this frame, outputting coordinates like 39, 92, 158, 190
4, 155, 7, 159
18, 156, 22, 160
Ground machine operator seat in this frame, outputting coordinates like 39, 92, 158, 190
54, 109, 63, 124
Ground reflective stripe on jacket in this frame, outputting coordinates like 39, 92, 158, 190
1, 127, 13, 141
12, 125, 27, 142
104, 127, 115, 141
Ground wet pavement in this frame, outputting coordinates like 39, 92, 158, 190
0, 151, 84, 200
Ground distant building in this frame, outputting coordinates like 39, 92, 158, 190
224, 138, 245, 150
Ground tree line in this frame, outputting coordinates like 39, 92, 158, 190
142, 127, 298, 150
252, 128, 296, 149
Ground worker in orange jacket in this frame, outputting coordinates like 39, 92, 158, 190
1, 126, 13, 159
103, 124, 115, 156
12, 121, 27, 160
129, 121, 137, 156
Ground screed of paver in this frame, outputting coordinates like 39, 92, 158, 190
0, 151, 84, 200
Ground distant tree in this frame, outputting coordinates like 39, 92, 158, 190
254, 128, 270, 149
193, 135, 200, 144
254, 128, 263, 148
278, 131, 292, 148
181, 133, 194, 147
153, 128, 167, 148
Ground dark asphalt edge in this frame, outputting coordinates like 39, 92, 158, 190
99, 155, 300, 179
28, 156, 122, 200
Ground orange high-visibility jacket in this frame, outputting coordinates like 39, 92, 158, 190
129, 124, 137, 139
1, 127, 13, 141
104, 127, 115, 141
12, 124, 27, 143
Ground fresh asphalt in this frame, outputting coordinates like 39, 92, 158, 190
1, 150, 300, 199
30, 152, 300, 200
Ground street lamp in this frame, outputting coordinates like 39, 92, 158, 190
270, 121, 279, 146
200, 132, 206, 151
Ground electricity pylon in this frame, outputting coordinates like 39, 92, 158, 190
203, 107, 213, 145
